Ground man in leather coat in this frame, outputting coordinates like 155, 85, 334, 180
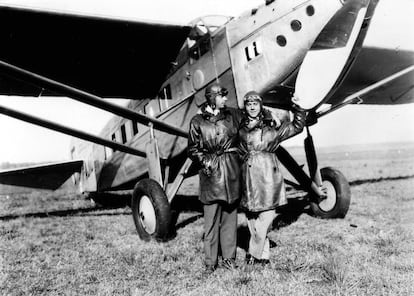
239, 91, 305, 265
188, 83, 242, 273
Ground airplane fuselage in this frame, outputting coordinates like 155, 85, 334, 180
70, 0, 374, 193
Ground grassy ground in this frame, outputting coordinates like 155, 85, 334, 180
1, 144, 414, 295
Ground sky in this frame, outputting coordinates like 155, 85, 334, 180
0, 0, 413, 163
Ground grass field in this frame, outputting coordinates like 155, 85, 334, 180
1, 143, 414, 295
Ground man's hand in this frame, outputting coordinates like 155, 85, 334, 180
202, 157, 214, 177
202, 166, 213, 177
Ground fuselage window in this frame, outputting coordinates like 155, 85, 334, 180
306, 5, 315, 16
111, 133, 117, 152
121, 124, 127, 144
132, 120, 138, 136
276, 35, 287, 47
291, 20, 302, 32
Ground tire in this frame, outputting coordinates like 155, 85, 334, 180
310, 167, 351, 219
131, 179, 172, 241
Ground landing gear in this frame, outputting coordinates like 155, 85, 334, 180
132, 123, 193, 241
132, 178, 171, 241
276, 124, 351, 220
302, 125, 351, 218
310, 167, 351, 218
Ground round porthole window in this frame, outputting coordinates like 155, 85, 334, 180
276, 35, 287, 47
306, 5, 315, 16
291, 20, 302, 31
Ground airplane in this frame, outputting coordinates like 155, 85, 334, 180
0, 0, 413, 241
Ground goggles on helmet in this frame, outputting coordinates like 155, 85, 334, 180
244, 94, 262, 102
216, 88, 228, 96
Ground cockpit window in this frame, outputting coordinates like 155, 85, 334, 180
188, 15, 232, 38
198, 15, 232, 32
186, 15, 231, 61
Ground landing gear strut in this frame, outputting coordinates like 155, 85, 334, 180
277, 126, 351, 218
304, 126, 351, 218
131, 123, 192, 241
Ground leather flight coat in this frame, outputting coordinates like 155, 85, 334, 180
239, 107, 305, 212
188, 106, 243, 205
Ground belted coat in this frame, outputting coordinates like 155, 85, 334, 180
188, 106, 243, 205
239, 107, 305, 212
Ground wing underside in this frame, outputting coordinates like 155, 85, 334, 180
328, 46, 414, 105
0, 5, 191, 99
0, 160, 83, 190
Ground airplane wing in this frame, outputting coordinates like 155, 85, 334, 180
0, 160, 83, 190
0, 5, 191, 99
327, 46, 414, 105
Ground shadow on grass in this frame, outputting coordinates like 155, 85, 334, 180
171, 194, 203, 213
169, 195, 203, 233
175, 213, 203, 230
4, 173, 411, 224
235, 174, 414, 251
236, 197, 310, 252
89, 192, 132, 208
0, 192, 132, 221
275, 197, 311, 228
163, 194, 203, 241
349, 174, 414, 186
0, 206, 131, 221
0, 194, 204, 225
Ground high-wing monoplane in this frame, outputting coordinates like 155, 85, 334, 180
0, 0, 413, 241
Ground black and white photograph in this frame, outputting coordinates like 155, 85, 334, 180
0, 0, 413, 295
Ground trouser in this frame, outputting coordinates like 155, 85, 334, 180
246, 209, 277, 260
203, 202, 238, 267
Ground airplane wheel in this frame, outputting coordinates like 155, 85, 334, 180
310, 167, 351, 219
132, 179, 172, 241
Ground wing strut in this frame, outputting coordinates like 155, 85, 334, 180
0, 104, 146, 158
0, 60, 188, 138
315, 65, 414, 120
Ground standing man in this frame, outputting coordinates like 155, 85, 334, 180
238, 91, 305, 265
188, 83, 242, 273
